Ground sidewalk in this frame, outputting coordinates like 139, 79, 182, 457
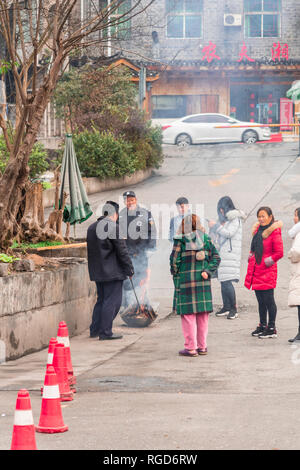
0, 296, 172, 392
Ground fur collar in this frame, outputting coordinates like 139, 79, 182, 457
252, 220, 283, 238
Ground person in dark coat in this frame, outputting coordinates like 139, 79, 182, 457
119, 191, 157, 308
87, 201, 134, 340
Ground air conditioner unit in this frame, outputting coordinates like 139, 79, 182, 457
224, 14, 242, 26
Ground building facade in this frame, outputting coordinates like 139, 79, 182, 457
115, 0, 300, 125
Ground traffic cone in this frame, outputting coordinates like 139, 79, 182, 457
11, 389, 37, 450
36, 365, 68, 434
57, 321, 76, 387
41, 338, 58, 395
52, 343, 74, 402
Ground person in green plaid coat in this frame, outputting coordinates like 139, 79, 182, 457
170, 214, 221, 357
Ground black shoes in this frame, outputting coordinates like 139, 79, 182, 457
288, 331, 300, 343
227, 309, 238, 320
99, 333, 123, 340
258, 326, 277, 339
251, 324, 266, 337
215, 307, 230, 317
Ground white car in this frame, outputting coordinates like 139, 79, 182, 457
161, 113, 271, 145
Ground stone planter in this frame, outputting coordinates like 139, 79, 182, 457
0, 260, 96, 361
16, 242, 87, 259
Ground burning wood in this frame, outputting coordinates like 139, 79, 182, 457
121, 303, 158, 328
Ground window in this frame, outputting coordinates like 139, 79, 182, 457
102, 0, 132, 40
166, 0, 203, 38
245, 0, 281, 37
152, 95, 187, 118
183, 115, 207, 123
208, 115, 231, 123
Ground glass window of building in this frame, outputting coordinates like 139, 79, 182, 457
245, 0, 281, 37
101, 0, 132, 39
166, 0, 203, 38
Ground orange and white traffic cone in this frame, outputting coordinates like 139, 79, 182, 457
41, 338, 58, 395
57, 321, 76, 388
36, 365, 68, 434
11, 389, 37, 450
52, 343, 74, 402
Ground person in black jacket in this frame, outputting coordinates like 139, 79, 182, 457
87, 201, 134, 340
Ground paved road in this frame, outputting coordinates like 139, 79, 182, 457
2, 142, 300, 450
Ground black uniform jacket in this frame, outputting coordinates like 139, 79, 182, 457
118, 205, 157, 256
87, 216, 134, 282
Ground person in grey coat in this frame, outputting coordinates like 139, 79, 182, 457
209, 196, 246, 319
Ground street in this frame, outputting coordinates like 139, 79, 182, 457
1, 141, 300, 450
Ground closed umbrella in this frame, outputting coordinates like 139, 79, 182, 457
59, 134, 93, 232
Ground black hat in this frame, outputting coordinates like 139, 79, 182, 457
176, 197, 189, 205
123, 190, 136, 198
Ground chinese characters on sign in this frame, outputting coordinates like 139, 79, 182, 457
201, 41, 221, 63
238, 42, 255, 62
200, 42, 289, 63
271, 42, 289, 61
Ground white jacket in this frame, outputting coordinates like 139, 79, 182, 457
216, 209, 246, 283
288, 225, 300, 307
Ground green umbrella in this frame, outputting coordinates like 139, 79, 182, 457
286, 80, 300, 102
59, 134, 93, 226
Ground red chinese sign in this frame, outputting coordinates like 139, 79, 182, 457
201, 41, 220, 63
238, 42, 255, 62
280, 98, 293, 131
199, 41, 290, 63
272, 42, 289, 61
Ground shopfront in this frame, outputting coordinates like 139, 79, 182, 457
230, 76, 294, 125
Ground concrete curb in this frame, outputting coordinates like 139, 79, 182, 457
42, 168, 154, 208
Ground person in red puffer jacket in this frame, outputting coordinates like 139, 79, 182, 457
245, 207, 283, 339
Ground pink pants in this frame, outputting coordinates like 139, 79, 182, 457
181, 313, 209, 350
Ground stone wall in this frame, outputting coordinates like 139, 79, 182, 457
0, 261, 96, 361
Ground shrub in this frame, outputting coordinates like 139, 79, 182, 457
0, 135, 49, 179
72, 130, 137, 179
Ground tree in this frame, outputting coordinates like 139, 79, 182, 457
0, 0, 155, 251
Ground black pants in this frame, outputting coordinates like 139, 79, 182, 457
221, 280, 237, 310
255, 289, 277, 329
90, 280, 123, 337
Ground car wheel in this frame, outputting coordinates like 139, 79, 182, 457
176, 133, 192, 146
242, 130, 258, 144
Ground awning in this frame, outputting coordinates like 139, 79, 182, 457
286, 80, 300, 101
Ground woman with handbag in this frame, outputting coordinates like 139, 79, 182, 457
170, 214, 220, 357
244, 206, 283, 339
288, 208, 300, 343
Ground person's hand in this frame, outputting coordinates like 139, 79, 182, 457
264, 256, 274, 267
208, 220, 216, 228
201, 271, 209, 280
